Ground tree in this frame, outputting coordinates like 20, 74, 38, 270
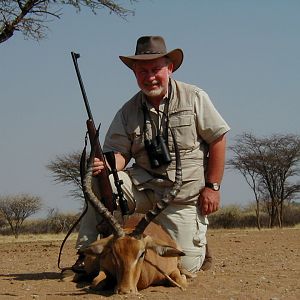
0, 213, 6, 228
46, 207, 79, 233
0, 0, 136, 43
46, 150, 84, 201
0, 194, 42, 237
228, 133, 300, 228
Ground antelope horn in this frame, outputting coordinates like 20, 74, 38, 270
131, 128, 182, 237
83, 127, 125, 238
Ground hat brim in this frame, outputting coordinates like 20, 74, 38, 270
119, 48, 183, 72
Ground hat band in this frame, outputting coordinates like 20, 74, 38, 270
136, 51, 164, 55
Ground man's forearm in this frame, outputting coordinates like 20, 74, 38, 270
115, 152, 128, 171
205, 134, 227, 184
198, 134, 227, 215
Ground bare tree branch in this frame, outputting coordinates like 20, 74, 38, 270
46, 150, 84, 201
228, 133, 300, 228
0, 0, 136, 43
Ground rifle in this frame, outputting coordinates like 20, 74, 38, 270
71, 52, 116, 214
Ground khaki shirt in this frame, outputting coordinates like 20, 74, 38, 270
104, 79, 230, 185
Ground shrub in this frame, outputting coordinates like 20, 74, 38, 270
208, 202, 300, 229
209, 205, 243, 229
46, 209, 80, 234
0, 211, 80, 235
282, 203, 300, 227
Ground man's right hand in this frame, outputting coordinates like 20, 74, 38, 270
92, 152, 127, 176
92, 157, 105, 176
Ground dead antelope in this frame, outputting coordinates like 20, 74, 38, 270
77, 129, 188, 294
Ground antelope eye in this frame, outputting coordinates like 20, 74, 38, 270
139, 250, 146, 259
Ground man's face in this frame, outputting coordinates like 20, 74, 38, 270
133, 57, 173, 99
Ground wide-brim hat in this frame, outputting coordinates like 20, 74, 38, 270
119, 36, 183, 72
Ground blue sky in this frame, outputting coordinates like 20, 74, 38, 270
1, 0, 299, 217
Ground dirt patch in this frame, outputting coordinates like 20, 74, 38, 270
1, 228, 299, 299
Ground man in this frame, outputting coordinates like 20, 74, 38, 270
75, 36, 230, 273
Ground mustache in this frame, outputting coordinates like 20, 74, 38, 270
143, 80, 160, 87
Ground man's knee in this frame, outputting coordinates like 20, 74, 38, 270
180, 245, 206, 273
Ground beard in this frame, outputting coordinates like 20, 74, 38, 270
141, 80, 165, 98
142, 87, 164, 97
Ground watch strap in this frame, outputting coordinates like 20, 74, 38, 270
205, 182, 220, 191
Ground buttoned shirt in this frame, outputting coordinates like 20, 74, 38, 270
104, 78, 230, 186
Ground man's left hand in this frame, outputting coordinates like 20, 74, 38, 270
198, 187, 220, 215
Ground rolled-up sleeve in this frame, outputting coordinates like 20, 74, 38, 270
103, 109, 131, 159
194, 89, 230, 144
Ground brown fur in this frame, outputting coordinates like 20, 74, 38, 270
75, 216, 188, 294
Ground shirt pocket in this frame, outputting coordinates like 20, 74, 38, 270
169, 112, 196, 150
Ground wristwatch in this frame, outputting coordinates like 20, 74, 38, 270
205, 182, 220, 191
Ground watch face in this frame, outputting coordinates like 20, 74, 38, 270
212, 183, 220, 191
206, 182, 220, 191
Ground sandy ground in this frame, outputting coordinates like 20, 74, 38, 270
1, 228, 299, 300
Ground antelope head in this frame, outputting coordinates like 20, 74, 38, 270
81, 128, 184, 294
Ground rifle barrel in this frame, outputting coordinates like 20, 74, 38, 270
71, 52, 93, 121
71, 51, 116, 214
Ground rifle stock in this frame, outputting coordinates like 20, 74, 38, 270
86, 119, 115, 213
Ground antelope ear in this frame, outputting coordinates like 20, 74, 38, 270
84, 235, 114, 255
144, 236, 185, 257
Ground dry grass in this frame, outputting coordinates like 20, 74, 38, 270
1, 227, 299, 299
0, 232, 77, 244
1, 225, 299, 244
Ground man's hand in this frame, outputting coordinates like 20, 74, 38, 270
92, 153, 127, 176
92, 157, 105, 176
198, 187, 220, 215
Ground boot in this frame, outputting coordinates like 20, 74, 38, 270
200, 244, 213, 271
71, 251, 86, 274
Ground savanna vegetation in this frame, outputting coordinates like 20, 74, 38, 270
1, 199, 300, 238
1, 132, 299, 238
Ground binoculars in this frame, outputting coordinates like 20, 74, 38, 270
144, 134, 172, 168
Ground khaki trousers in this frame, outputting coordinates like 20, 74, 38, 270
76, 171, 208, 272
